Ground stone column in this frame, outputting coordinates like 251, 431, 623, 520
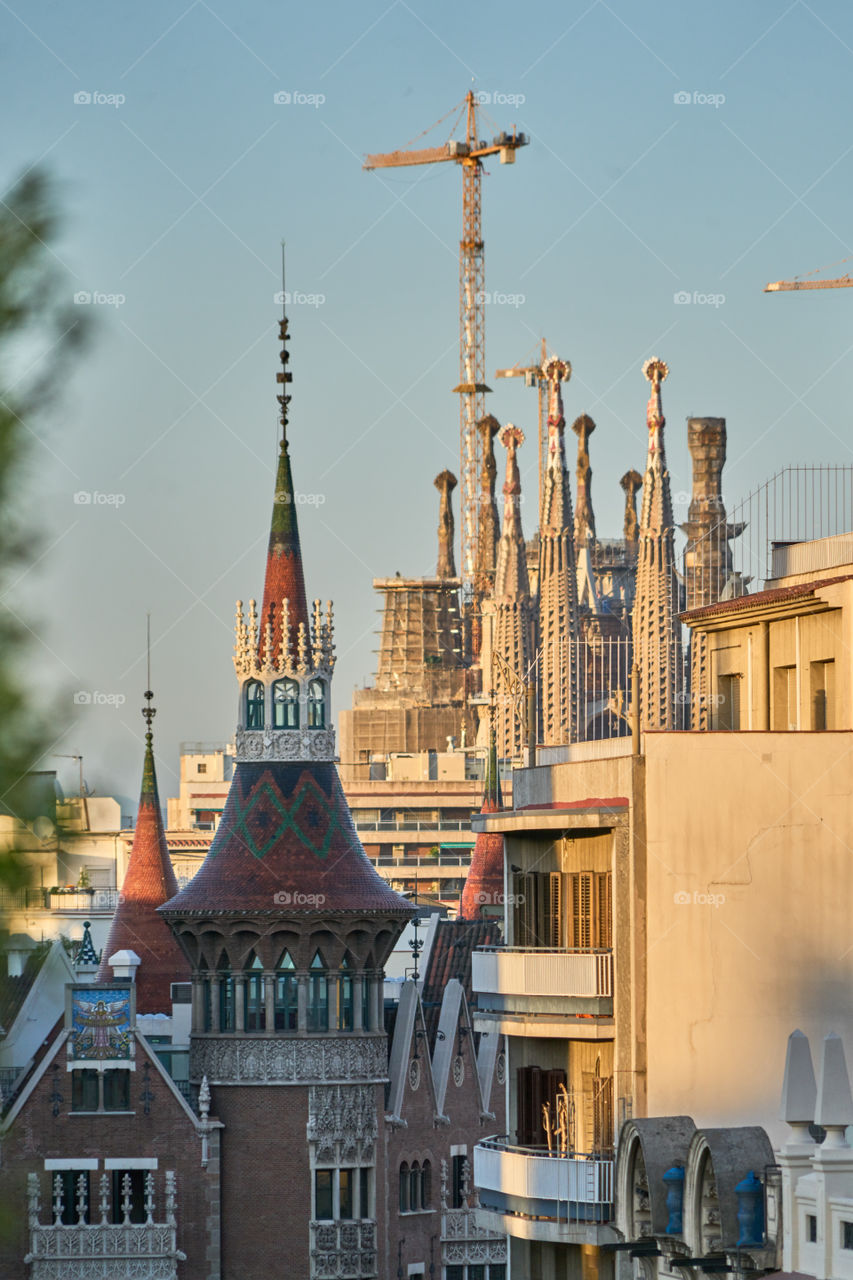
264, 973, 275, 1032
235, 980, 245, 1034
211, 976, 222, 1033
191, 975, 206, 1034
297, 975, 308, 1033
353, 976, 364, 1032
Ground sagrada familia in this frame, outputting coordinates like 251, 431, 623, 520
341, 354, 742, 771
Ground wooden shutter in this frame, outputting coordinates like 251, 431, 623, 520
569, 873, 594, 949
596, 872, 612, 950
549, 873, 562, 948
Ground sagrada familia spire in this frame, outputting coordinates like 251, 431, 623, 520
491, 424, 535, 760
631, 358, 684, 730
538, 359, 581, 744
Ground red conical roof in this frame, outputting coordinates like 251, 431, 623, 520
97, 722, 190, 1013
459, 729, 504, 920
160, 761, 412, 917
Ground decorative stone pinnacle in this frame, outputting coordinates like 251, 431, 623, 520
643, 357, 669, 435
434, 469, 458, 579
780, 1029, 817, 1142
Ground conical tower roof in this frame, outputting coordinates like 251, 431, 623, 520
161, 306, 411, 925
97, 695, 190, 1012
459, 726, 504, 920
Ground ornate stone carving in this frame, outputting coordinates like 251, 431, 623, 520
308, 1084, 378, 1165
408, 1058, 421, 1092
441, 1205, 507, 1266
190, 1034, 386, 1085
496, 1051, 506, 1086
234, 727, 336, 763
309, 1219, 377, 1279
453, 1055, 465, 1087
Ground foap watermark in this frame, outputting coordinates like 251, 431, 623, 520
274, 490, 325, 507
273, 90, 325, 108
474, 90, 526, 108
476, 291, 526, 308
74, 90, 125, 108
73, 491, 126, 507
273, 890, 326, 906
74, 290, 126, 308
274, 289, 325, 309
673, 890, 725, 908
73, 691, 126, 708
673, 90, 725, 108
674, 290, 725, 308
474, 890, 525, 907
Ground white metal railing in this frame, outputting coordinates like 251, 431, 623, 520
353, 818, 473, 832
472, 947, 612, 999
474, 1140, 614, 1222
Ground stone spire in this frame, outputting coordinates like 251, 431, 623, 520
492, 425, 534, 760
435, 469, 458, 579
458, 722, 504, 921
682, 418, 745, 611
259, 286, 310, 667
572, 414, 596, 545
631, 359, 683, 730
475, 415, 501, 589
97, 690, 190, 1013
538, 359, 581, 744
620, 469, 643, 551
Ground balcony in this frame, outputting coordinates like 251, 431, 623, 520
474, 1139, 614, 1243
472, 947, 613, 1026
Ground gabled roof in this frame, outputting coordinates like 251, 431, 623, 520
0, 946, 50, 1032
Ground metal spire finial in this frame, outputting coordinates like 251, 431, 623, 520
142, 614, 155, 739
276, 241, 292, 448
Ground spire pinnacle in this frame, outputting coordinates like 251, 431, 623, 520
642, 357, 669, 463
434, 470, 458, 578
572, 413, 596, 544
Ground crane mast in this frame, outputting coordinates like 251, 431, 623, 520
365, 93, 528, 645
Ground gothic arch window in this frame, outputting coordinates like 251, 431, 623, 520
307, 950, 329, 1032
245, 952, 265, 1031
337, 956, 354, 1031
245, 680, 265, 730
307, 679, 326, 729
272, 678, 300, 729
399, 1162, 409, 1213
409, 1160, 421, 1211
275, 949, 297, 1032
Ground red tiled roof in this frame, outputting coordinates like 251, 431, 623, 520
260, 438, 310, 661
160, 761, 414, 917
681, 573, 853, 623
97, 734, 190, 1013
421, 917, 501, 1045
458, 798, 504, 921
0, 946, 49, 1031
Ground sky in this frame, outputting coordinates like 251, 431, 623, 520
5, 0, 853, 812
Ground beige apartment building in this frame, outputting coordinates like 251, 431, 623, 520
470, 532, 853, 1280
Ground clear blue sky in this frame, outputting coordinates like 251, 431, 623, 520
5, 0, 853, 809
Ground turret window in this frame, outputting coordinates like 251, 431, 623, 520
307, 951, 329, 1032
275, 950, 298, 1031
246, 953, 265, 1031
273, 678, 300, 729
337, 957, 354, 1031
218, 956, 235, 1033
307, 679, 326, 729
246, 680, 265, 730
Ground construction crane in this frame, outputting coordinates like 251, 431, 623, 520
364, 92, 528, 617
765, 260, 853, 291
495, 339, 571, 519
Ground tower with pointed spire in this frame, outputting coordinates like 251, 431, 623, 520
631, 359, 684, 730
537, 359, 582, 744
97, 689, 190, 1013
160, 294, 413, 1280
458, 720, 504, 920
490, 424, 535, 761
572, 413, 596, 546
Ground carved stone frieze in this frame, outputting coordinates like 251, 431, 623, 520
190, 1034, 386, 1084
310, 1219, 377, 1279
234, 727, 336, 763
308, 1084, 378, 1164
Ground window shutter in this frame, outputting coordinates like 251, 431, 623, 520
596, 872, 612, 950
549, 873, 562, 948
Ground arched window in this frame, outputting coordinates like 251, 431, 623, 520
246, 680, 265, 730
307, 951, 328, 1032
337, 956, 354, 1031
399, 1162, 409, 1214
421, 1160, 431, 1209
307, 679, 326, 729
409, 1160, 420, 1212
274, 949, 297, 1032
272, 678, 300, 729
245, 953, 265, 1031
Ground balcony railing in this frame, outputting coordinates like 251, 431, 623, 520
474, 1139, 614, 1224
48, 889, 120, 912
354, 818, 473, 832
472, 947, 613, 999
370, 853, 471, 868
